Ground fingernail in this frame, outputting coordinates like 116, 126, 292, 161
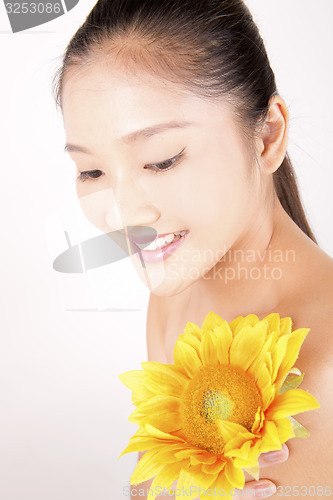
255, 482, 277, 497
262, 449, 286, 463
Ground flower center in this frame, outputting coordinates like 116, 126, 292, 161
203, 389, 235, 422
181, 365, 262, 454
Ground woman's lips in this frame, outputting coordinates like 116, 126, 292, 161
132, 230, 189, 264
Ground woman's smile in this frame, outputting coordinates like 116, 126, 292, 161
133, 229, 189, 264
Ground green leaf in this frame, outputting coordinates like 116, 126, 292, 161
244, 465, 259, 481
279, 373, 304, 394
288, 416, 310, 438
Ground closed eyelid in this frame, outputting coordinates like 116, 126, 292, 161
144, 147, 186, 168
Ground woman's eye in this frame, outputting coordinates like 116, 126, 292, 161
144, 148, 185, 172
77, 170, 104, 182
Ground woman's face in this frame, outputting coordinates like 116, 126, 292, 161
62, 60, 267, 296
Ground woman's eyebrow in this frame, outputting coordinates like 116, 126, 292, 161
64, 143, 91, 154
64, 120, 194, 154
121, 120, 194, 143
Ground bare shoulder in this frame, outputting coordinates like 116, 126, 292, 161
293, 244, 333, 336
286, 243, 333, 383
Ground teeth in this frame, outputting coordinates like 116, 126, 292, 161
164, 234, 175, 244
136, 230, 187, 251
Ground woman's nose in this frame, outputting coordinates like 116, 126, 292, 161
104, 177, 160, 230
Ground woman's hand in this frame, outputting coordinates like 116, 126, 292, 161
234, 444, 289, 498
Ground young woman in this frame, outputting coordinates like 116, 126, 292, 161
54, 0, 333, 497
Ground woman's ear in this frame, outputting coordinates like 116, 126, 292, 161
258, 95, 289, 175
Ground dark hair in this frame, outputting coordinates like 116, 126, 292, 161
54, 0, 317, 243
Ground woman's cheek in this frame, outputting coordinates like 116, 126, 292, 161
76, 184, 113, 233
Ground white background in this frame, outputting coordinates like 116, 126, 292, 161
0, 1, 332, 499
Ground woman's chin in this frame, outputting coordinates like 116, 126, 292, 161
128, 252, 193, 296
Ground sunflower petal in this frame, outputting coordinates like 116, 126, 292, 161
232, 314, 260, 335
225, 440, 252, 460
202, 460, 226, 475
153, 444, 190, 464
177, 469, 203, 498
190, 454, 217, 466
201, 312, 225, 332
174, 448, 205, 460
251, 407, 265, 435
248, 333, 277, 376
275, 329, 310, 388
255, 420, 282, 454
174, 340, 203, 377
144, 424, 185, 443
119, 370, 144, 391
147, 474, 168, 500
142, 362, 189, 397
150, 459, 189, 492
119, 370, 154, 404
130, 395, 181, 419
266, 389, 320, 420
118, 437, 158, 458
225, 459, 245, 489
184, 463, 218, 490
232, 456, 259, 469
130, 447, 165, 485
228, 316, 244, 335
184, 321, 202, 340
211, 472, 235, 498
180, 333, 202, 356
271, 335, 289, 382
274, 417, 295, 443
252, 355, 275, 410
214, 321, 233, 365
229, 321, 267, 371
262, 313, 281, 336
138, 413, 182, 434
200, 331, 219, 366
280, 316, 293, 336
217, 420, 256, 445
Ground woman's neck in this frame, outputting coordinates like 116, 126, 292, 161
188, 198, 315, 321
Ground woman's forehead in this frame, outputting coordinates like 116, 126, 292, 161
61, 61, 236, 142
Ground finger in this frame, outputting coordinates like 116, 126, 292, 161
258, 443, 289, 468
243, 444, 289, 481
234, 480, 277, 498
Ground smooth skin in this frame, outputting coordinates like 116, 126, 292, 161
62, 59, 333, 499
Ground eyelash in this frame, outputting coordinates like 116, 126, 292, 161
76, 148, 185, 182
77, 170, 103, 182
144, 148, 186, 174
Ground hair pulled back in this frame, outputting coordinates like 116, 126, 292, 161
54, 0, 316, 243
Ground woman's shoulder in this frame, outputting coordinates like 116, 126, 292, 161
290, 241, 333, 328
281, 240, 333, 358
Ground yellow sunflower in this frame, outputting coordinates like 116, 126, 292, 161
119, 312, 320, 499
